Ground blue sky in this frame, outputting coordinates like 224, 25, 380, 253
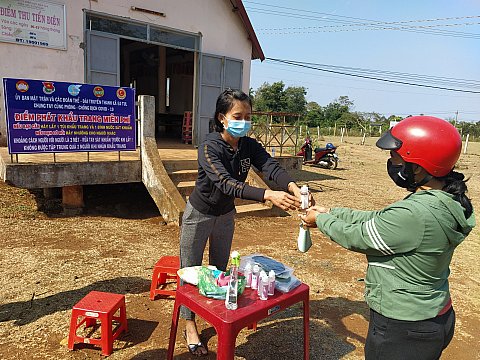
245, 0, 480, 122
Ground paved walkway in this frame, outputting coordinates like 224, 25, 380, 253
0, 139, 197, 164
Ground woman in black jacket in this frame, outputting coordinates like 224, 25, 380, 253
180, 89, 303, 356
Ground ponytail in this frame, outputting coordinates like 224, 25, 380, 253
441, 170, 473, 218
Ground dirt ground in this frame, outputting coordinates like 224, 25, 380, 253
0, 139, 479, 360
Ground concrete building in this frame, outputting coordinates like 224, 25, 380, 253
0, 0, 264, 146
0, 0, 284, 224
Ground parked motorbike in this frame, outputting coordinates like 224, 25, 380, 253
297, 138, 339, 169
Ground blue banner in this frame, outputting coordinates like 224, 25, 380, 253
3, 78, 136, 154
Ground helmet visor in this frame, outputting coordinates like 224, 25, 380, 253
376, 129, 403, 150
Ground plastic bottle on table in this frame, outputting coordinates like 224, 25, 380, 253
225, 251, 241, 310
244, 262, 253, 288
258, 270, 267, 297
268, 270, 275, 296
251, 264, 260, 290
259, 273, 269, 300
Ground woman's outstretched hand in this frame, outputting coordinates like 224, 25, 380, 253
264, 189, 300, 211
299, 206, 330, 228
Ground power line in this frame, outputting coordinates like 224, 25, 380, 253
260, 16, 480, 30
266, 60, 480, 88
244, 3, 480, 39
265, 58, 480, 94
254, 66, 480, 99
249, 9, 480, 39
246, 1, 480, 28
258, 21, 480, 36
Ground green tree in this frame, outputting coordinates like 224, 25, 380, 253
322, 96, 353, 127
305, 101, 323, 127
252, 82, 307, 122
284, 86, 307, 115
252, 81, 287, 113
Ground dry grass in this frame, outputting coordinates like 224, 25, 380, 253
0, 140, 478, 359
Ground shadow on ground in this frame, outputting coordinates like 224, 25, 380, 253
0, 276, 150, 326
155, 297, 368, 360
30, 183, 161, 219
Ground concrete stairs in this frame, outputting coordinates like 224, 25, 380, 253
162, 159, 274, 217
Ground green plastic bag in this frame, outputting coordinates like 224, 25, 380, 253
197, 266, 246, 300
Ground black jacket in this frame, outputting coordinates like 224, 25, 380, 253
188, 132, 294, 216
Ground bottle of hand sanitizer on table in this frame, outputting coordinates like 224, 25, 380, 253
225, 251, 240, 310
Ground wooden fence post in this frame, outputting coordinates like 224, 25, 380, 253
463, 134, 470, 154
280, 125, 285, 156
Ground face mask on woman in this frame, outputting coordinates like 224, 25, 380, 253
222, 115, 251, 138
387, 159, 410, 189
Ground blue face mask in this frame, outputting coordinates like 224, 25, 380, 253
223, 116, 252, 138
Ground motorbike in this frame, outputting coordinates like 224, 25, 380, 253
297, 138, 339, 169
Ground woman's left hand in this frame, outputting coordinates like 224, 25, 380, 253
264, 190, 300, 210
288, 182, 316, 207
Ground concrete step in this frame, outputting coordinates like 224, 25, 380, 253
235, 203, 273, 217
163, 159, 198, 172
169, 169, 198, 183
176, 180, 195, 198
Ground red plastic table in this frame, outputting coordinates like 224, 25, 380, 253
167, 283, 310, 360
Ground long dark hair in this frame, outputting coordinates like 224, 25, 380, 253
441, 170, 473, 218
213, 89, 252, 132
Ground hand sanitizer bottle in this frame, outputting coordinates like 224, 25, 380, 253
258, 270, 267, 297
298, 184, 313, 252
225, 251, 240, 310
300, 184, 309, 211
259, 273, 269, 300
251, 264, 260, 290
244, 262, 253, 288
268, 270, 275, 296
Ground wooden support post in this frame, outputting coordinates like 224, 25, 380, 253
280, 125, 285, 156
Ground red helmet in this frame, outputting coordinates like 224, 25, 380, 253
376, 116, 461, 177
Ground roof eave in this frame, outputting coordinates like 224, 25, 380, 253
231, 0, 265, 61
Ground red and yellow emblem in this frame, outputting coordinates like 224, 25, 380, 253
15, 80, 29, 92
93, 86, 104, 98
42, 81, 55, 95
116, 88, 127, 100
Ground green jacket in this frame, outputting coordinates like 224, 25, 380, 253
315, 190, 475, 321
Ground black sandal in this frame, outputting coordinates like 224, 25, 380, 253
183, 330, 208, 357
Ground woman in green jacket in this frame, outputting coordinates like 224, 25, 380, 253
300, 116, 475, 360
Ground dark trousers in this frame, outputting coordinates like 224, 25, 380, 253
179, 201, 236, 320
365, 307, 455, 360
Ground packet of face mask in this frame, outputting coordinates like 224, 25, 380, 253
297, 223, 312, 253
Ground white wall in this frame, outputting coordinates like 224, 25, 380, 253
0, 0, 254, 144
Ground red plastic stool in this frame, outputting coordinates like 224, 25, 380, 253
150, 256, 180, 300
68, 291, 128, 356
